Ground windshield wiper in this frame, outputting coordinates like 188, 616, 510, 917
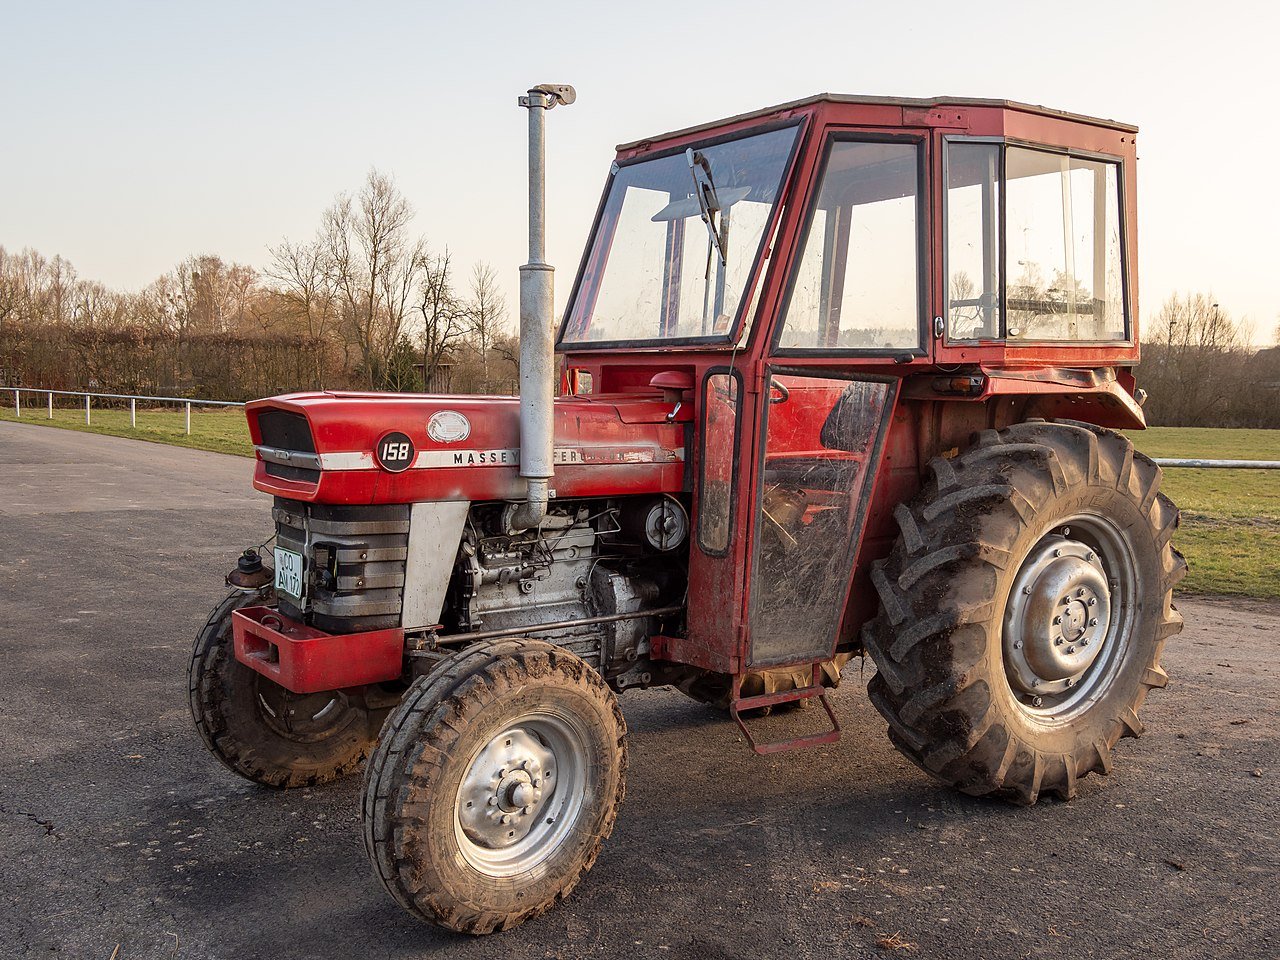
686, 148, 728, 266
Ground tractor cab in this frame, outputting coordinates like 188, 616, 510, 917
557, 94, 1142, 685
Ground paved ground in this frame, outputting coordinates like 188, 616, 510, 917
1, 420, 1276, 960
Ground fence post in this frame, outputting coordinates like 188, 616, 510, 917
185, 401, 191, 435
47, 391, 53, 419
130, 398, 136, 428
85, 394, 91, 425
13, 389, 19, 418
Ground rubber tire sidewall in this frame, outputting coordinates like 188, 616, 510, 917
188, 589, 374, 788
365, 640, 626, 934
985, 481, 1164, 755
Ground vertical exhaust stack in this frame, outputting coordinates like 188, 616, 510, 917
509, 83, 576, 533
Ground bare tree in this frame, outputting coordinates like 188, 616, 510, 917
321, 170, 424, 388
1140, 293, 1252, 426
467, 261, 507, 390
416, 250, 470, 391
268, 237, 338, 388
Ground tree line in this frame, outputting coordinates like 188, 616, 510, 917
2, 173, 1278, 427
1138, 293, 1280, 429
0, 170, 516, 402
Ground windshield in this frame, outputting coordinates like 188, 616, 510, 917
560, 124, 799, 346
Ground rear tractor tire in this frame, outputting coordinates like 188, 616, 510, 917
863, 420, 1186, 804
188, 589, 381, 788
362, 638, 626, 934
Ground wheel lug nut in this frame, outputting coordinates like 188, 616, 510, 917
1064, 678, 1073, 687
1054, 637, 1063, 646
1032, 696, 1044, 707
1053, 549, 1062, 558
1066, 646, 1075, 654
500, 815, 511, 824
1077, 588, 1086, 598
487, 797, 497, 806
1053, 616, 1062, 625
1088, 598, 1097, 606
1013, 640, 1023, 649
1086, 551, 1094, 561
1080, 639, 1089, 647
1089, 618, 1099, 627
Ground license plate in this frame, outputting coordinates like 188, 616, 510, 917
274, 547, 304, 600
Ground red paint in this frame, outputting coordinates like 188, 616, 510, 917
231, 606, 403, 694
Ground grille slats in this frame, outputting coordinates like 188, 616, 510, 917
272, 497, 409, 633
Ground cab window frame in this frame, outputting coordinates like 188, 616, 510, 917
770, 131, 930, 359
941, 136, 1133, 347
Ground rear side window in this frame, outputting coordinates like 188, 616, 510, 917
946, 141, 1127, 342
1006, 147, 1125, 341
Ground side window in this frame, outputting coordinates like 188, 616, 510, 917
1005, 147, 1125, 341
697, 371, 741, 554
778, 139, 922, 351
946, 142, 1002, 339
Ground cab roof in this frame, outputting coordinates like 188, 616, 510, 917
616, 93, 1138, 151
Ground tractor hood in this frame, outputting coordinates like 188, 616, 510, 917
246, 391, 691, 505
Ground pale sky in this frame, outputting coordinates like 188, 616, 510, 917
2, 0, 1275, 344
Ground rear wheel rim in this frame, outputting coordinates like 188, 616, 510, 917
454, 712, 588, 878
1002, 512, 1139, 724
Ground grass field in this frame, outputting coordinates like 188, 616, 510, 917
0, 404, 252, 457
2, 404, 1275, 598
1130, 431, 1279, 598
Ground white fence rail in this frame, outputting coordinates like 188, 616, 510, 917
4, 386, 244, 435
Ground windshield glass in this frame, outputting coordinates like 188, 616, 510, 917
560, 125, 798, 345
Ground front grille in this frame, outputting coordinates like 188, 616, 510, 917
258, 409, 321, 483
273, 497, 409, 633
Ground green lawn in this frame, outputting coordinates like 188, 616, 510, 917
0, 405, 252, 457
2, 400, 1275, 598
1133, 426, 1280, 461
1127, 429, 1278, 599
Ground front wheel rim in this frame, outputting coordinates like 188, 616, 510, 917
454, 712, 588, 878
1002, 512, 1139, 723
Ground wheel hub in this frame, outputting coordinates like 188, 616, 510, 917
1004, 536, 1111, 696
458, 728, 556, 850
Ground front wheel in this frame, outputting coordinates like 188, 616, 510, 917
188, 589, 380, 787
362, 638, 626, 934
863, 421, 1186, 804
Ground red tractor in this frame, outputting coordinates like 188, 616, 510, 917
189, 86, 1185, 934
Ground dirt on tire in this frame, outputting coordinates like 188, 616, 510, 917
187, 588, 379, 788
361, 637, 627, 934
862, 419, 1187, 804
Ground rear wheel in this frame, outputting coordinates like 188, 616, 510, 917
188, 589, 379, 788
863, 420, 1186, 803
363, 638, 626, 934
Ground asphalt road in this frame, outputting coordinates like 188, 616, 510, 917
1, 420, 1276, 960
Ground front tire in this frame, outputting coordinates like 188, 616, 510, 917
362, 638, 626, 934
188, 589, 379, 788
863, 421, 1186, 804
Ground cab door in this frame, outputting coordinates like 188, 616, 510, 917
745, 131, 927, 666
